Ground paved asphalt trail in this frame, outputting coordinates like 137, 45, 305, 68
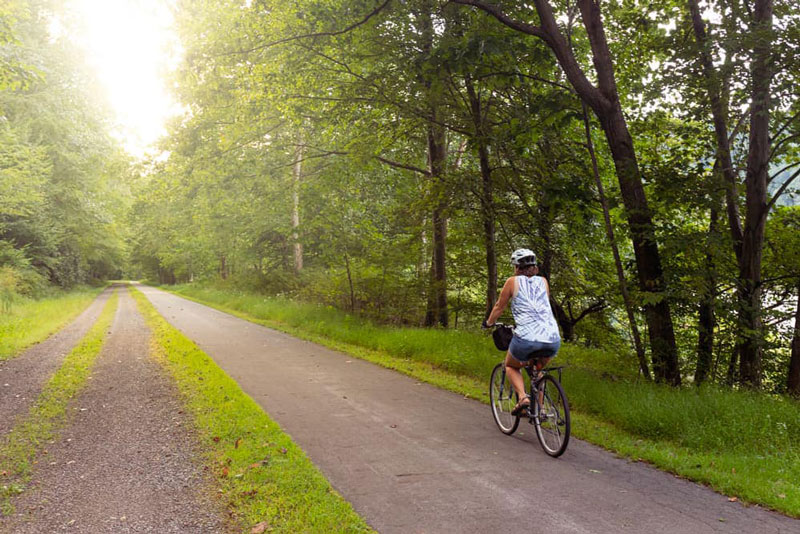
0, 287, 113, 437
140, 285, 798, 534
1, 288, 230, 533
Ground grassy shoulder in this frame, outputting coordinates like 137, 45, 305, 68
166, 284, 800, 518
0, 286, 104, 361
129, 287, 374, 534
0, 290, 118, 512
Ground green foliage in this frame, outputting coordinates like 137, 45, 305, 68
0, 0, 130, 290
123, 0, 800, 391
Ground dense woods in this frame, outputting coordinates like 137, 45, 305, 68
2, 1, 799, 393
0, 1, 129, 295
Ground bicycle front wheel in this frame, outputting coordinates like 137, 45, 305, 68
534, 375, 570, 457
490, 363, 519, 435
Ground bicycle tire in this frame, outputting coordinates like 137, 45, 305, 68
533, 374, 570, 457
489, 363, 520, 435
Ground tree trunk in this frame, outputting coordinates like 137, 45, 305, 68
424, 122, 449, 327
695, 208, 718, 385
738, 0, 773, 388
544, 0, 681, 383
464, 73, 497, 319
787, 281, 800, 397
686, 0, 744, 263
292, 143, 304, 274
593, 102, 679, 384
344, 251, 355, 313
417, 1, 448, 328
555, 304, 575, 342
219, 255, 228, 280
582, 103, 650, 380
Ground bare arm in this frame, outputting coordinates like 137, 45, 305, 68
486, 277, 516, 325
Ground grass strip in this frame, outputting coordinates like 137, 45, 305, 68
130, 287, 374, 534
0, 287, 104, 361
167, 284, 800, 517
0, 290, 118, 513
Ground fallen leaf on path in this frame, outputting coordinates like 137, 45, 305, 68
589, 469, 602, 474
728, 497, 738, 502
390, 424, 397, 429
251, 521, 269, 533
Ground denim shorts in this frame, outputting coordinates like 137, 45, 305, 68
508, 336, 561, 362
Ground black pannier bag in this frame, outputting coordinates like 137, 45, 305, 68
492, 325, 513, 351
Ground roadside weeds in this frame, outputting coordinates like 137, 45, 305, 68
0, 287, 104, 361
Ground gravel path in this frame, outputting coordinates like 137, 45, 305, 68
0, 287, 113, 437
138, 285, 800, 534
1, 288, 231, 533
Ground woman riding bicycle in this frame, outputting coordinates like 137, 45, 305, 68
483, 248, 561, 416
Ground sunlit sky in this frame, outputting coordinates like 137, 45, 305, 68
66, 0, 182, 158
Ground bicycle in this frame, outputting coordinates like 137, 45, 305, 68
487, 324, 571, 457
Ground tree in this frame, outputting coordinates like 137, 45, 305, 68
453, 0, 680, 384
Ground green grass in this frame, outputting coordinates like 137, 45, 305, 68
0, 290, 118, 513
0, 287, 104, 361
130, 287, 374, 534
167, 284, 800, 517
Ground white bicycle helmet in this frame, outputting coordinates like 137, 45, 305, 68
510, 248, 537, 267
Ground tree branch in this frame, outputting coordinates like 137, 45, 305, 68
572, 300, 607, 324
449, 0, 608, 111
228, 0, 393, 56
375, 156, 431, 176
449, 0, 545, 38
766, 166, 800, 213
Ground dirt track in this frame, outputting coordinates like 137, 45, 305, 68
137, 284, 799, 534
1, 288, 230, 533
0, 288, 113, 437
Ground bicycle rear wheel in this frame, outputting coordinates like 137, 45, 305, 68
490, 363, 519, 435
534, 375, 570, 457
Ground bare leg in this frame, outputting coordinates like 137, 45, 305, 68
504, 352, 527, 405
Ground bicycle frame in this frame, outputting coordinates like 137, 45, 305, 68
496, 363, 565, 418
